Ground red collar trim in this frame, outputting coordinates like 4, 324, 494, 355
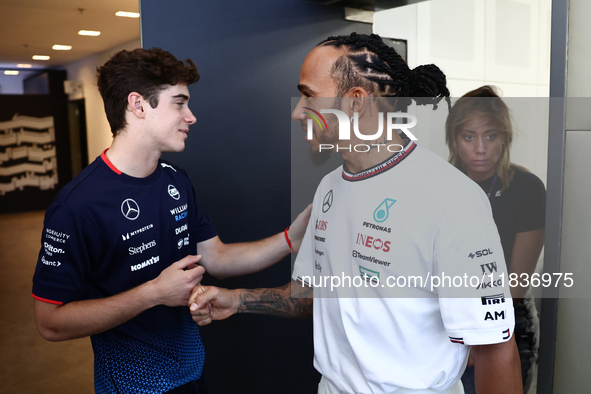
101, 149, 122, 175
342, 141, 416, 182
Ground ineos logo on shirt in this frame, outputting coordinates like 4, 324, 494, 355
168, 184, 180, 200
322, 190, 333, 213
355, 233, 391, 252
121, 199, 140, 220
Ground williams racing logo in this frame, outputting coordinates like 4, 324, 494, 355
170, 204, 188, 221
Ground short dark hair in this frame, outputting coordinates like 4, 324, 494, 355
319, 33, 450, 111
97, 47, 199, 135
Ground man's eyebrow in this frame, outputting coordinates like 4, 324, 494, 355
298, 84, 317, 96
171, 94, 190, 101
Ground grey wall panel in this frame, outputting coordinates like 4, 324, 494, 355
553, 130, 591, 393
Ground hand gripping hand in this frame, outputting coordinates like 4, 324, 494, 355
150, 255, 205, 307
188, 286, 240, 326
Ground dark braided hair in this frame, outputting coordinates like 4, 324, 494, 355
319, 33, 450, 111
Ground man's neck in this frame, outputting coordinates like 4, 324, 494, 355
341, 134, 408, 174
106, 132, 161, 178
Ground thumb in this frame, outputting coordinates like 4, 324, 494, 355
189, 286, 218, 311
177, 255, 202, 269
189, 285, 210, 310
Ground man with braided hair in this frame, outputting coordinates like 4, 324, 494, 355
189, 33, 522, 394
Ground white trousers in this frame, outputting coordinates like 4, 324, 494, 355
318, 376, 465, 394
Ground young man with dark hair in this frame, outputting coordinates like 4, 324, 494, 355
189, 34, 522, 394
32, 47, 309, 394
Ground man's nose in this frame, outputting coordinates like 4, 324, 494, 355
186, 109, 197, 125
292, 99, 306, 121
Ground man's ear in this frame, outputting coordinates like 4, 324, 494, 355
128, 92, 146, 118
344, 87, 371, 117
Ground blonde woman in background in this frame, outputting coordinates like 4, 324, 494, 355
446, 86, 545, 394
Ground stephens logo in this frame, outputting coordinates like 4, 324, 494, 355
373, 198, 396, 223
128, 240, 156, 256
303, 107, 418, 152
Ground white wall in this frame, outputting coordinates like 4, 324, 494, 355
374, 0, 551, 97
65, 38, 141, 161
373, 0, 550, 184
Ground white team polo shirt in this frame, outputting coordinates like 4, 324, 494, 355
292, 142, 514, 394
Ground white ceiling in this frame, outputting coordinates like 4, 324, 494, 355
0, 0, 140, 69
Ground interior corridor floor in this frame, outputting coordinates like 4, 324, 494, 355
0, 210, 94, 393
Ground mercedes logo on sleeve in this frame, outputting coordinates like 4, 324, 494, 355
168, 184, 180, 200
121, 198, 140, 220
322, 190, 333, 213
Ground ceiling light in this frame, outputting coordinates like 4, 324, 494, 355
115, 11, 140, 18
4, 70, 19, 75
52, 45, 72, 51
79, 30, 101, 36
32, 55, 50, 60
16, 64, 33, 68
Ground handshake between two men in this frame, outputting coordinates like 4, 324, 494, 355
187, 204, 315, 327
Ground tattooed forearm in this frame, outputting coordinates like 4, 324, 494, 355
237, 282, 313, 319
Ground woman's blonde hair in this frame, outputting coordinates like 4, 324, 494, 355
445, 85, 521, 190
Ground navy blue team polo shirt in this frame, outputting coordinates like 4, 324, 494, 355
32, 151, 217, 393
